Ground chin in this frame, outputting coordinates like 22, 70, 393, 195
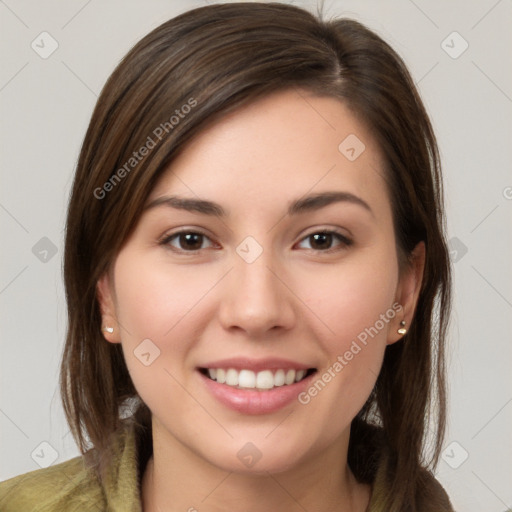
204, 445, 305, 476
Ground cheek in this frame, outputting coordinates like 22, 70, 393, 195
111, 254, 207, 413
113, 251, 218, 341
302, 254, 399, 348
293, 251, 399, 420
111, 252, 225, 401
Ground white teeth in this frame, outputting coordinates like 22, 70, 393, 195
204, 367, 312, 390
225, 368, 239, 386
238, 369, 255, 388
274, 369, 285, 387
216, 368, 226, 384
285, 369, 296, 385
256, 370, 274, 389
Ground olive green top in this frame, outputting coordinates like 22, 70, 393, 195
0, 420, 454, 511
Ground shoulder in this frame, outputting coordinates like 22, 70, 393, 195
0, 455, 104, 512
0, 419, 145, 512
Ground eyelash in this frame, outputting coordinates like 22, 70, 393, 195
159, 229, 353, 255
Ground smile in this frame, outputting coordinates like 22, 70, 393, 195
199, 367, 317, 391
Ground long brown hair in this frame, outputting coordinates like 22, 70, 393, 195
61, 3, 452, 509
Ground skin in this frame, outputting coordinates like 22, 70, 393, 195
97, 88, 425, 512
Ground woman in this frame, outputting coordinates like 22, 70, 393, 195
0, 2, 453, 511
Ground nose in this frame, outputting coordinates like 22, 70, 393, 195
218, 247, 296, 338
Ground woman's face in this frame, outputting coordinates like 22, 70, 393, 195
98, 89, 423, 474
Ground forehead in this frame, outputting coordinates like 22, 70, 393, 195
148, 89, 389, 217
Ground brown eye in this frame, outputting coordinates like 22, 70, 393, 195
297, 231, 352, 252
161, 231, 213, 252
309, 233, 333, 250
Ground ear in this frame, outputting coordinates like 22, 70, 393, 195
387, 241, 426, 345
96, 271, 121, 344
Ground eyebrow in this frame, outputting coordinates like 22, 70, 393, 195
144, 191, 373, 218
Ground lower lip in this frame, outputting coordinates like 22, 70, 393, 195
198, 370, 316, 415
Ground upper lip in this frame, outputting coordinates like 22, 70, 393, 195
198, 357, 316, 373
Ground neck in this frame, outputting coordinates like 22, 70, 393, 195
141, 421, 371, 512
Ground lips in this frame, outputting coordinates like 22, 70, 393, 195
197, 357, 314, 373
196, 357, 318, 414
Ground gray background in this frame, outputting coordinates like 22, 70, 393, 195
1, 1, 511, 510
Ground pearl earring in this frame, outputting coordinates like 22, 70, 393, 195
103, 326, 114, 334
397, 320, 407, 336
